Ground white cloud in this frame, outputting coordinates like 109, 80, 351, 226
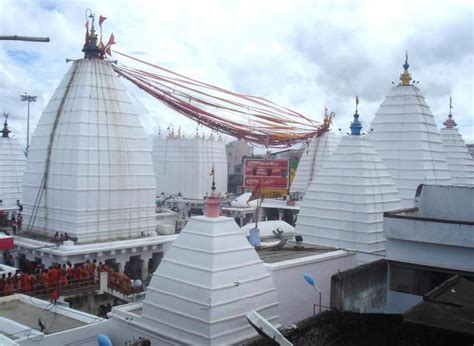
0, 0, 472, 149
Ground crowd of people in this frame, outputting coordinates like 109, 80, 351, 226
52, 231, 74, 245
0, 259, 139, 299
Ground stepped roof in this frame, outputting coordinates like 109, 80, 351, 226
290, 130, 339, 196
0, 114, 26, 208
440, 106, 474, 186
368, 56, 451, 207
152, 134, 228, 198
296, 109, 401, 256
22, 32, 156, 243
142, 202, 278, 345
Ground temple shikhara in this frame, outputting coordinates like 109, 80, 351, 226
0, 114, 26, 211
1, 10, 473, 346
296, 104, 401, 260
12, 14, 174, 294
22, 41, 157, 243
290, 112, 339, 197
368, 55, 452, 207
439, 99, 474, 186
152, 129, 228, 199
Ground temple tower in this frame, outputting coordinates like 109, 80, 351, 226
368, 54, 452, 207
22, 17, 156, 242
0, 113, 26, 208
439, 98, 474, 186
296, 102, 401, 259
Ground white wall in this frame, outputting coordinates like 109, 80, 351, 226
415, 184, 474, 221
266, 250, 357, 326
385, 217, 474, 272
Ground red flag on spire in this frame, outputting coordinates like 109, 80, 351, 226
99, 15, 107, 27
104, 33, 116, 56
209, 165, 215, 176
107, 33, 116, 46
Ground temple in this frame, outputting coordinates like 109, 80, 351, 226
439, 99, 474, 186
290, 117, 339, 197
152, 129, 228, 199
13, 14, 173, 283
21, 20, 156, 243
141, 185, 279, 344
0, 113, 26, 210
368, 54, 452, 207
1, 11, 473, 345
296, 104, 401, 260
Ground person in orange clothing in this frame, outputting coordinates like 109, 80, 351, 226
11, 271, 21, 293
21, 273, 30, 293
73, 265, 84, 285
66, 262, 74, 281
121, 273, 131, 295
102, 263, 111, 276
5, 273, 14, 295
28, 273, 36, 293
59, 265, 68, 288
83, 260, 92, 279
50, 287, 59, 304
49, 265, 60, 287
60, 271, 68, 288
41, 269, 49, 291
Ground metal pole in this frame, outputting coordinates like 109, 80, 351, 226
314, 285, 322, 313
0, 35, 50, 42
319, 288, 322, 313
20, 93, 37, 157
27, 100, 30, 155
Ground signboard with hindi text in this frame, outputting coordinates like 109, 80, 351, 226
243, 159, 289, 190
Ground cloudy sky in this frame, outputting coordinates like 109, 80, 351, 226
1, 0, 472, 151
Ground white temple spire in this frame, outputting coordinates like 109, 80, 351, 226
440, 97, 474, 186
22, 19, 156, 242
369, 56, 452, 207
0, 113, 26, 208
290, 107, 339, 196
296, 102, 401, 261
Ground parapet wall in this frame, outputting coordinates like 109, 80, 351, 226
330, 259, 388, 313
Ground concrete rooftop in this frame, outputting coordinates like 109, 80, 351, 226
0, 300, 86, 337
257, 242, 336, 263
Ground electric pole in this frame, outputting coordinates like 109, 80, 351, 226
20, 92, 37, 157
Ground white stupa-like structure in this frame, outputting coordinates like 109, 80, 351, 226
22, 25, 156, 243
0, 114, 26, 208
369, 55, 452, 207
290, 127, 339, 197
296, 107, 401, 258
439, 104, 474, 186
152, 130, 227, 199
142, 181, 278, 345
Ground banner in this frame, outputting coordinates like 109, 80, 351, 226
244, 159, 289, 189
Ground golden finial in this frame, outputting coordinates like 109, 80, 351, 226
400, 51, 412, 86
